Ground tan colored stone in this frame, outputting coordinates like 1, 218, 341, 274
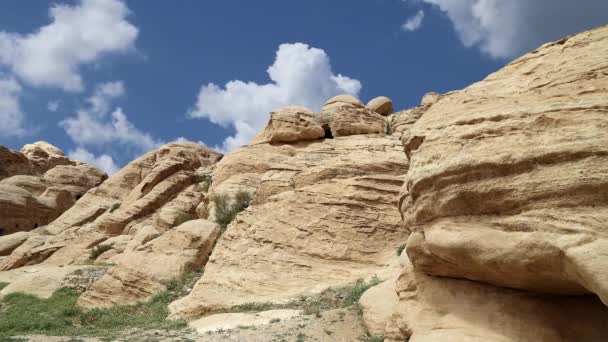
252, 106, 325, 144
319, 96, 386, 138
367, 96, 394, 116
190, 310, 302, 334
78, 219, 220, 308
0, 146, 106, 235
324, 94, 364, 107
124, 225, 160, 252
0, 231, 31, 256
0, 264, 95, 298
384, 258, 608, 342
170, 176, 407, 319
359, 277, 399, 336
0, 146, 31, 180
20, 141, 72, 175
399, 25, 608, 305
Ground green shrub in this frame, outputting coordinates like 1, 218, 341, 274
0, 282, 8, 290
0, 272, 202, 338
366, 336, 384, 342
214, 191, 252, 230
232, 302, 272, 312
396, 244, 406, 256
89, 244, 112, 260
109, 203, 121, 213
194, 174, 212, 191
385, 123, 393, 136
342, 276, 382, 307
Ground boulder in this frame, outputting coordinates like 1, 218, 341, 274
367, 96, 394, 116
252, 106, 325, 144
319, 95, 386, 137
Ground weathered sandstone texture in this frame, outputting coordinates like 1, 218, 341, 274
0, 142, 107, 235
384, 258, 608, 342
169, 99, 407, 319
0, 141, 222, 306
385, 25, 608, 341
252, 106, 325, 144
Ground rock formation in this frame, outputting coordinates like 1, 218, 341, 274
0, 142, 222, 306
0, 142, 107, 235
169, 100, 408, 319
384, 25, 608, 341
1, 24, 608, 342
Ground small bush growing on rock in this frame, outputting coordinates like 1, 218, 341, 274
0, 282, 8, 290
214, 191, 252, 230
232, 302, 272, 312
194, 174, 212, 191
366, 336, 384, 342
89, 244, 112, 260
396, 244, 406, 256
342, 276, 382, 307
109, 202, 121, 213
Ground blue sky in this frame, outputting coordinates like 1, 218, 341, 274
1, 0, 607, 174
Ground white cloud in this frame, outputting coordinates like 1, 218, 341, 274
188, 42, 362, 152
47, 100, 60, 112
0, 76, 25, 137
61, 81, 162, 153
418, 0, 608, 58
68, 147, 119, 175
402, 10, 425, 32
0, 0, 138, 91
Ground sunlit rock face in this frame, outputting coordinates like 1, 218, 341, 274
385, 25, 608, 342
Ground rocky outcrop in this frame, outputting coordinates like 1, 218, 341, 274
169, 97, 408, 319
385, 25, 608, 341
78, 219, 220, 308
0, 141, 225, 314
0, 142, 107, 235
0, 142, 221, 275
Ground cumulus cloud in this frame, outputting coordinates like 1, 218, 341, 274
0, 0, 138, 91
402, 10, 425, 32
0, 76, 25, 137
61, 81, 162, 153
188, 42, 362, 152
418, 0, 608, 58
68, 147, 119, 175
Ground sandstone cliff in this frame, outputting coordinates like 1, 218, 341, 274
384, 24, 608, 342
0, 142, 107, 236
169, 96, 408, 319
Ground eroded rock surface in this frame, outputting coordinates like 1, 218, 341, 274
0, 142, 107, 235
384, 257, 608, 342
385, 25, 608, 341
0, 142, 222, 307
169, 104, 409, 319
